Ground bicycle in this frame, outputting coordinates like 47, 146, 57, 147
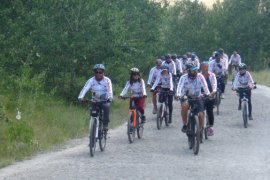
236, 83, 256, 128
203, 110, 209, 140
183, 95, 208, 155
215, 77, 223, 115
231, 65, 239, 81
156, 90, 173, 130
88, 99, 108, 157
121, 96, 144, 143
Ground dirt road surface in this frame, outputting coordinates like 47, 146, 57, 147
0, 85, 270, 180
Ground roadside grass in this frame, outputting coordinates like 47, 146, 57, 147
251, 70, 270, 87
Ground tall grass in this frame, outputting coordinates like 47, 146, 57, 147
251, 69, 270, 87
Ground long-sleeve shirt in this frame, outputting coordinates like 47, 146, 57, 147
229, 54, 241, 66
151, 72, 173, 91
233, 71, 254, 89
209, 60, 226, 78
162, 61, 176, 75
120, 79, 147, 97
78, 76, 113, 100
222, 53, 229, 70
173, 59, 183, 74
147, 66, 161, 85
176, 73, 210, 97
203, 71, 217, 93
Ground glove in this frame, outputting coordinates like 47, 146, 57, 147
143, 95, 147, 98
150, 89, 155, 92
147, 84, 151, 88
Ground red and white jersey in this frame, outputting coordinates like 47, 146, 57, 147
147, 66, 161, 85
78, 76, 113, 100
120, 79, 147, 97
176, 73, 210, 97
233, 71, 254, 89
151, 72, 173, 91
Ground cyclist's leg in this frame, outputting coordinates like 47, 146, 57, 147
100, 103, 110, 130
247, 90, 252, 119
198, 100, 205, 129
136, 97, 146, 123
168, 94, 173, 122
205, 100, 215, 135
181, 100, 189, 132
238, 91, 243, 110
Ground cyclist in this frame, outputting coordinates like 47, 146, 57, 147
209, 52, 226, 99
78, 64, 113, 131
229, 51, 242, 79
218, 48, 229, 70
120, 68, 147, 123
187, 53, 200, 68
151, 65, 174, 123
162, 54, 176, 76
180, 54, 189, 74
200, 61, 217, 136
232, 63, 255, 120
176, 62, 210, 133
147, 59, 162, 114
171, 53, 183, 78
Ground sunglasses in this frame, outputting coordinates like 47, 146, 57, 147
132, 73, 139, 76
95, 71, 103, 74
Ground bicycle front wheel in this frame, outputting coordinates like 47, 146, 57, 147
127, 113, 135, 143
156, 105, 163, 130
99, 124, 107, 151
193, 115, 200, 155
89, 117, 97, 157
242, 101, 248, 128
137, 116, 144, 139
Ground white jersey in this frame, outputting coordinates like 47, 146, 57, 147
221, 53, 229, 70
229, 54, 241, 66
233, 71, 254, 89
151, 72, 173, 91
176, 73, 210, 97
162, 61, 176, 75
203, 71, 217, 93
209, 60, 226, 78
147, 66, 161, 85
120, 79, 147, 97
78, 76, 113, 100
180, 58, 189, 72
173, 59, 183, 74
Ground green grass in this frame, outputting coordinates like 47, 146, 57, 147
0, 91, 129, 168
251, 69, 270, 87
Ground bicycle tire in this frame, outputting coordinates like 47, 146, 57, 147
193, 115, 200, 155
99, 124, 107, 151
187, 115, 194, 150
164, 105, 169, 127
127, 113, 135, 143
242, 101, 248, 128
89, 117, 97, 157
157, 105, 163, 130
137, 116, 144, 139
204, 114, 208, 140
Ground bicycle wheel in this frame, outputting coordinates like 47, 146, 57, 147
156, 105, 163, 130
89, 117, 97, 157
164, 105, 169, 127
193, 115, 200, 155
187, 115, 194, 150
99, 123, 107, 151
137, 115, 144, 139
127, 113, 135, 143
242, 101, 248, 128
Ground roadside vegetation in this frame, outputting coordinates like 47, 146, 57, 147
1, 0, 270, 167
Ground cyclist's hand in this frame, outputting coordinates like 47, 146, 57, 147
143, 95, 147, 98
175, 95, 180, 100
147, 84, 151, 88
150, 89, 155, 92
78, 98, 85, 103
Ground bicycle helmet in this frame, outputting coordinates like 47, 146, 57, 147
130, 67, 140, 73
191, 53, 196, 60
93, 64, 105, 71
171, 54, 177, 59
218, 48, 224, 54
239, 63, 247, 70
161, 65, 169, 72
165, 54, 171, 60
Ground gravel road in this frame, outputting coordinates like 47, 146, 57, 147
0, 85, 270, 180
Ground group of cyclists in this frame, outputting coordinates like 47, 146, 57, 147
78, 48, 255, 139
